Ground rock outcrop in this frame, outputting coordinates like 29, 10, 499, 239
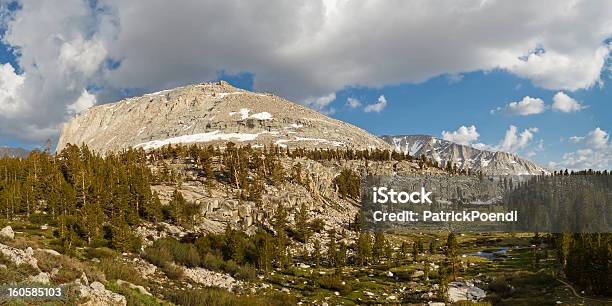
448, 281, 486, 302
57, 81, 391, 153
182, 267, 241, 291
381, 135, 549, 175
0, 226, 14, 239
78, 281, 127, 306
0, 243, 39, 269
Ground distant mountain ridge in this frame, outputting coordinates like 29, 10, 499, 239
0, 147, 29, 158
381, 135, 549, 175
57, 81, 392, 153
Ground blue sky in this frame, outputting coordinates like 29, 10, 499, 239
0, 0, 611, 169
215, 68, 611, 168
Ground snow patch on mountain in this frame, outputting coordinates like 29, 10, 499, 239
136, 131, 262, 150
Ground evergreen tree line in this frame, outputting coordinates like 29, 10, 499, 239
505, 175, 612, 296
147, 142, 454, 173
0, 144, 197, 253
505, 175, 612, 232
553, 233, 611, 296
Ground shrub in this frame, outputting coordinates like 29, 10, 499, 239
309, 218, 325, 233
165, 288, 297, 306
85, 247, 117, 260
106, 281, 162, 306
235, 264, 257, 281
143, 244, 173, 268
160, 263, 184, 280
488, 278, 514, 298
318, 274, 353, 295
52, 266, 81, 284
221, 260, 239, 275
172, 243, 201, 268
201, 252, 224, 271
98, 258, 144, 286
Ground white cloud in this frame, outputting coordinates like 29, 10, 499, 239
505, 45, 610, 91
446, 73, 463, 84
552, 127, 611, 170
364, 95, 387, 113
304, 92, 336, 110
568, 127, 609, 148
59, 37, 107, 79
585, 127, 609, 149
551, 148, 612, 170
441, 125, 480, 145
67, 89, 97, 114
497, 125, 539, 152
0, 0, 110, 143
551, 91, 586, 112
0, 63, 25, 115
346, 97, 361, 108
569, 136, 584, 143
442, 125, 541, 158
500, 96, 546, 116
0, 0, 611, 144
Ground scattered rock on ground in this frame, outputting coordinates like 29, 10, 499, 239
0, 243, 38, 269
29, 272, 50, 284
183, 267, 240, 291
0, 226, 14, 239
40, 248, 61, 256
117, 279, 152, 296
79, 281, 126, 306
448, 281, 486, 302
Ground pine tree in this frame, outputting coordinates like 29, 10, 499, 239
351, 210, 364, 232
255, 230, 273, 272
273, 204, 289, 268
223, 224, 244, 263
313, 238, 322, 266
373, 232, 386, 261
356, 232, 372, 266
110, 215, 140, 253
295, 202, 311, 243
336, 242, 347, 268
327, 229, 338, 267
446, 233, 458, 281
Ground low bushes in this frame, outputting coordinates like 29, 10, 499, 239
143, 237, 257, 281
98, 258, 147, 285
165, 288, 296, 306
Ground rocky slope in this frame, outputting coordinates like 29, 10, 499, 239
57, 81, 391, 153
0, 147, 28, 158
381, 135, 549, 175
148, 156, 446, 235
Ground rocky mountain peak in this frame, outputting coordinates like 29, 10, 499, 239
0, 147, 29, 158
57, 81, 391, 153
381, 135, 549, 175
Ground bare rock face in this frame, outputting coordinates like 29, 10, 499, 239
182, 267, 241, 291
381, 135, 549, 175
0, 243, 39, 269
57, 81, 391, 153
0, 226, 14, 239
78, 281, 127, 306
